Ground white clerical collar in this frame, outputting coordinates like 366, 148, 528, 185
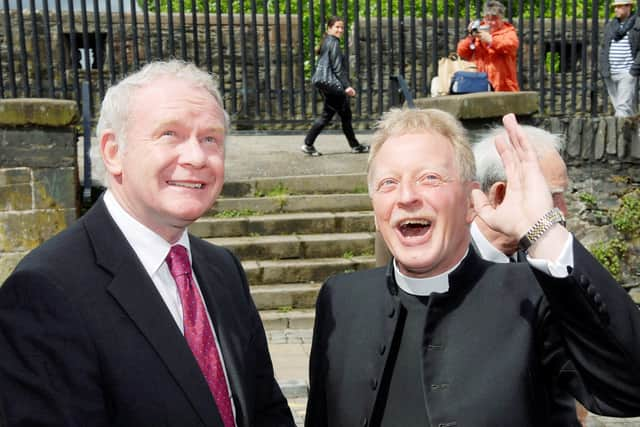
393, 248, 468, 296
470, 221, 512, 264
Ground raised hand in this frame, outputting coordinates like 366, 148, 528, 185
471, 114, 569, 259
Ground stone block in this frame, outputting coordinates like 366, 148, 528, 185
0, 128, 77, 168
0, 183, 32, 211
617, 118, 627, 159
549, 117, 564, 136
0, 210, 73, 252
581, 120, 594, 161
0, 99, 78, 127
0, 252, 26, 284
0, 167, 30, 185
412, 91, 539, 120
631, 127, 640, 160
566, 118, 583, 159
33, 167, 78, 210
606, 116, 617, 156
594, 119, 607, 160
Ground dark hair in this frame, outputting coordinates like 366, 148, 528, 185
316, 16, 344, 55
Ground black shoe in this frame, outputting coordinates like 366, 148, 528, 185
351, 144, 370, 154
301, 144, 322, 157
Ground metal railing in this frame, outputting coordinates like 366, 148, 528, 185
0, 0, 620, 130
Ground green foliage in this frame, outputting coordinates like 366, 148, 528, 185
591, 238, 628, 281
144, 1, 613, 21
545, 52, 560, 74
342, 250, 355, 259
276, 305, 293, 313
255, 183, 289, 197
266, 183, 290, 197
579, 192, 597, 208
214, 208, 257, 217
353, 185, 369, 194
611, 189, 640, 235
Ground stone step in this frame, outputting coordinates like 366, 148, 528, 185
221, 173, 368, 197
190, 211, 374, 238
211, 193, 371, 215
260, 308, 316, 331
242, 256, 377, 285
208, 232, 375, 261
250, 283, 321, 311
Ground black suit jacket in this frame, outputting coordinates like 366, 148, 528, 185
306, 242, 640, 427
0, 199, 295, 427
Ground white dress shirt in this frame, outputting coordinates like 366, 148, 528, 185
102, 190, 237, 423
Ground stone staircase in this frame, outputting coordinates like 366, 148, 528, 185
188, 172, 377, 339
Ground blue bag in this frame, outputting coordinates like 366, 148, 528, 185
449, 71, 492, 94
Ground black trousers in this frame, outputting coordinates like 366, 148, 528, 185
304, 91, 359, 148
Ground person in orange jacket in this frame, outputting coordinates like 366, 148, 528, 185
457, 0, 519, 92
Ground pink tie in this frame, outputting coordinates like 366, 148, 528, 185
166, 245, 235, 427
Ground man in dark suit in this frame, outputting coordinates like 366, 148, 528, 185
472, 125, 585, 426
0, 60, 295, 427
305, 109, 640, 427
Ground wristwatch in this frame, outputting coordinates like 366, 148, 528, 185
517, 207, 566, 253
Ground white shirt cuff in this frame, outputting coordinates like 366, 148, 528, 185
526, 234, 574, 278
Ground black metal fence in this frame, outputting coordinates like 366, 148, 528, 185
0, 1, 629, 130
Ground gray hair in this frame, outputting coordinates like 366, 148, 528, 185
367, 108, 476, 194
96, 60, 229, 148
473, 125, 565, 192
483, 0, 506, 17
93, 60, 229, 187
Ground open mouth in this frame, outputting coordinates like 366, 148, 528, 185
398, 220, 431, 237
168, 181, 204, 189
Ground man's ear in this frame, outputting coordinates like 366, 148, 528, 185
100, 130, 123, 178
488, 181, 507, 207
466, 181, 481, 223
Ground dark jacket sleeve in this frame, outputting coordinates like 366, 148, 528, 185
0, 269, 108, 426
534, 238, 640, 416
599, 20, 616, 78
325, 36, 351, 89
304, 280, 330, 427
629, 16, 640, 76
225, 251, 296, 427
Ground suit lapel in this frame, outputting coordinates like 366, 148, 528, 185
84, 200, 223, 426
191, 241, 250, 427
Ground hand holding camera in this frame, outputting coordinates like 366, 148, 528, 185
468, 19, 491, 49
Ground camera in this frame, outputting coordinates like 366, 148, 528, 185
469, 19, 490, 35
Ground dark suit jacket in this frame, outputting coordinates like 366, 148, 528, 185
0, 199, 295, 427
306, 242, 640, 427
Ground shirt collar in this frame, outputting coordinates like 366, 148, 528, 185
103, 190, 191, 277
470, 221, 511, 264
393, 248, 468, 296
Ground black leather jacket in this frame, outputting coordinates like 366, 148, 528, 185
318, 35, 351, 89
599, 13, 640, 78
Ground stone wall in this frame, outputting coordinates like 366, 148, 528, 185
537, 116, 640, 302
0, 98, 79, 283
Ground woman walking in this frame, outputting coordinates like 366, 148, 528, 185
302, 16, 369, 156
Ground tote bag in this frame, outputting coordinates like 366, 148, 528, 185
435, 53, 477, 96
311, 51, 344, 96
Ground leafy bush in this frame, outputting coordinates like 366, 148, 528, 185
612, 189, 640, 236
